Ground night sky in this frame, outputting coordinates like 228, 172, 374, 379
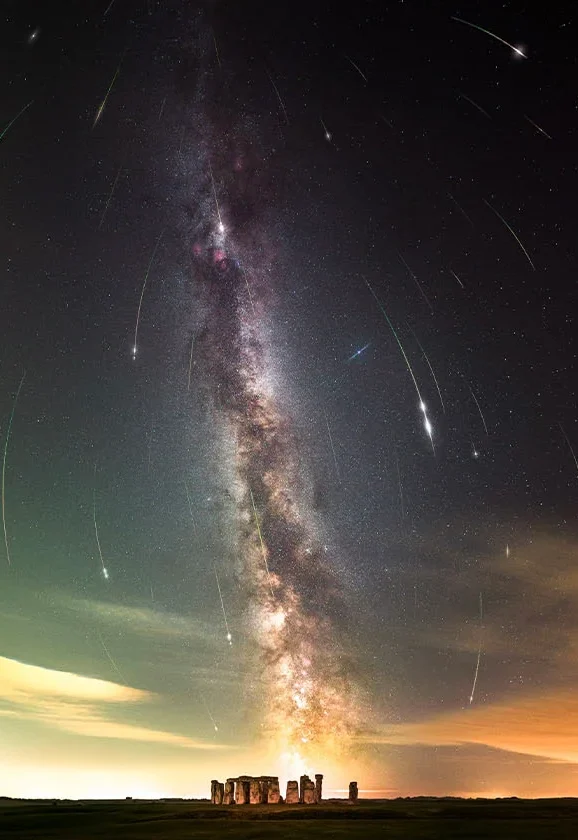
2, 0, 578, 799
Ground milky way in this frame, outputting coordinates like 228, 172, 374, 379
182, 35, 364, 771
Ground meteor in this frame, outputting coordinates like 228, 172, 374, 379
132, 228, 164, 358
2, 372, 26, 567
208, 161, 225, 233
92, 464, 109, 581
249, 488, 275, 598
93, 58, 123, 128
451, 16, 527, 58
363, 276, 434, 452
483, 198, 535, 271
347, 342, 371, 362
0, 101, 33, 143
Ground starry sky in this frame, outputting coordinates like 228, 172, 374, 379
2, 0, 578, 800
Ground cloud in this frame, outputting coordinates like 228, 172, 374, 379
0, 656, 229, 750
361, 688, 578, 764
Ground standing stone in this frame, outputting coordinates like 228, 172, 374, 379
215, 782, 224, 805
299, 775, 310, 803
235, 780, 250, 804
267, 778, 281, 804
315, 774, 323, 803
303, 779, 316, 804
348, 781, 358, 804
285, 780, 299, 804
210, 780, 218, 804
250, 779, 262, 804
224, 780, 235, 805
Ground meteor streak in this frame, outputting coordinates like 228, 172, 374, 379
345, 54, 368, 82
93, 57, 123, 127
320, 118, 331, 142
483, 198, 535, 271
2, 371, 26, 567
266, 70, 289, 125
249, 487, 275, 598
99, 158, 125, 229
214, 565, 232, 644
450, 268, 465, 288
558, 423, 578, 475
323, 410, 340, 480
469, 592, 484, 705
347, 342, 371, 362
466, 381, 489, 435
410, 330, 445, 413
0, 101, 33, 143
363, 276, 434, 451
459, 92, 491, 120
97, 631, 125, 682
398, 252, 434, 313
208, 161, 225, 233
451, 16, 527, 58
92, 464, 108, 581
524, 115, 552, 140
132, 228, 164, 358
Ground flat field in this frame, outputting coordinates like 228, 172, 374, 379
2, 797, 578, 839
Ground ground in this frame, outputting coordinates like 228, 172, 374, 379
2, 798, 578, 838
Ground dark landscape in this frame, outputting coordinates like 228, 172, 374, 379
3, 798, 578, 839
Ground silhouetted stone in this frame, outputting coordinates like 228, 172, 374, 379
210, 780, 218, 804
286, 780, 299, 804
315, 774, 323, 803
215, 782, 224, 805
235, 779, 250, 804
224, 780, 235, 805
303, 779, 316, 804
267, 778, 280, 804
349, 781, 358, 804
299, 774, 311, 803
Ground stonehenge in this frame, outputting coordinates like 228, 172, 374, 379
211, 773, 323, 805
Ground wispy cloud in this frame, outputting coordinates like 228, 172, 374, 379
360, 688, 578, 764
0, 656, 229, 750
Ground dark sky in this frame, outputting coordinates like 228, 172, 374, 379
2, 0, 578, 799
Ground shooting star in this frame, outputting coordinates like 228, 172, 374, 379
208, 161, 225, 233
266, 70, 289, 125
0, 101, 33, 143
200, 694, 219, 733
558, 423, 578, 475
524, 115, 552, 140
213, 33, 222, 69
345, 54, 368, 82
97, 631, 125, 683
98, 157, 125, 229
132, 228, 164, 358
450, 268, 465, 288
398, 252, 434, 313
410, 330, 445, 414
347, 342, 371, 363
466, 381, 489, 435
158, 96, 166, 120
447, 192, 474, 227
93, 56, 123, 127
184, 479, 198, 535
2, 372, 26, 567
451, 15, 527, 58
187, 336, 195, 391
363, 275, 434, 453
483, 198, 535, 271
323, 410, 340, 481
459, 92, 492, 120
320, 118, 332, 142
469, 592, 484, 705
214, 565, 232, 644
249, 487, 275, 598
93, 464, 109, 580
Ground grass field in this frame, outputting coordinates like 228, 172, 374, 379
2, 797, 578, 839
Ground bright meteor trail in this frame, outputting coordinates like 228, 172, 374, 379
451, 15, 527, 58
